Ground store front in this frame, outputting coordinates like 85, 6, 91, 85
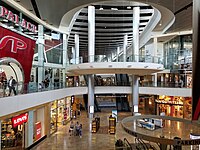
156, 95, 192, 119
1, 113, 28, 149
50, 97, 71, 134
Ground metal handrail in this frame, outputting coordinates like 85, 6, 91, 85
124, 138, 132, 150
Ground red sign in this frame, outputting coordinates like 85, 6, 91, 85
35, 122, 42, 140
0, 26, 35, 83
12, 113, 28, 128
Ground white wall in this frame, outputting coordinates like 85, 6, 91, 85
0, 86, 191, 117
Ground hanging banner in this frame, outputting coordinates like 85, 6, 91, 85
0, 26, 35, 83
35, 122, 42, 141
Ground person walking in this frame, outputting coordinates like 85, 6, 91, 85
79, 124, 82, 138
69, 121, 74, 136
8, 76, 17, 96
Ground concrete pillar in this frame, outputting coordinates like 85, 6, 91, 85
153, 37, 158, 63
192, 0, 200, 120
117, 47, 120, 62
88, 75, 94, 118
123, 34, 128, 62
132, 75, 139, 114
27, 111, 34, 147
88, 6, 95, 62
132, 7, 140, 62
75, 34, 79, 64
153, 73, 157, 87
71, 46, 75, 64
62, 34, 68, 87
38, 25, 44, 88
88, 6, 95, 119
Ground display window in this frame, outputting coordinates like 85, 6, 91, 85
1, 118, 24, 149
156, 95, 192, 119
50, 101, 57, 134
50, 98, 71, 133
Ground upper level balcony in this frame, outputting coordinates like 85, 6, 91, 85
67, 54, 164, 75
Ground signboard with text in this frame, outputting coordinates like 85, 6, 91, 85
35, 122, 42, 141
11, 113, 28, 128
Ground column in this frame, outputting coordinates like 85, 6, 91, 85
75, 34, 80, 64
26, 111, 34, 148
117, 47, 120, 62
192, 0, 200, 120
88, 6, 95, 118
88, 75, 94, 118
88, 6, 95, 62
38, 25, 44, 88
71, 46, 75, 64
153, 37, 158, 63
153, 73, 157, 87
62, 34, 68, 87
123, 34, 128, 62
132, 7, 140, 62
132, 75, 139, 114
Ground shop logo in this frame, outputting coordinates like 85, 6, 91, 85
0, 35, 27, 53
12, 113, 28, 127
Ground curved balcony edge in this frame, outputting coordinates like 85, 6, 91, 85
67, 62, 164, 75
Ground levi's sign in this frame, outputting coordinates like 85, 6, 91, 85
0, 35, 27, 53
0, 6, 37, 33
12, 113, 28, 127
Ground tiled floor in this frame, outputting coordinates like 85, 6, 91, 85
30, 109, 195, 150
31, 109, 133, 150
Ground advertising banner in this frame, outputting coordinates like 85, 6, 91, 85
0, 26, 35, 83
35, 122, 42, 141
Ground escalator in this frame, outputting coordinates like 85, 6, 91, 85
83, 94, 101, 112
115, 74, 130, 86
116, 94, 130, 112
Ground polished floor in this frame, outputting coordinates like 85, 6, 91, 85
30, 109, 195, 150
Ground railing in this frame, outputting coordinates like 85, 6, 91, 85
0, 80, 191, 98
124, 138, 132, 150
69, 54, 164, 64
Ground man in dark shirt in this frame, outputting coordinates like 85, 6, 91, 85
8, 76, 17, 96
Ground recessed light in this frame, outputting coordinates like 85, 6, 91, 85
111, 8, 118, 11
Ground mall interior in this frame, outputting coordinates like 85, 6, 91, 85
0, 0, 199, 150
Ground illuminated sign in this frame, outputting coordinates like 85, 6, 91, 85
12, 113, 28, 128
0, 6, 37, 33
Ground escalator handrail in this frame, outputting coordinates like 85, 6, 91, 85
135, 138, 146, 150
124, 138, 133, 150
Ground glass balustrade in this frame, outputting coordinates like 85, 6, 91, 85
69, 54, 164, 64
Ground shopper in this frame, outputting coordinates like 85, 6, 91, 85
69, 121, 74, 136
8, 76, 17, 96
79, 124, 82, 138
75, 122, 80, 136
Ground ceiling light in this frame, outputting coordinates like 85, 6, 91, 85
127, 6, 131, 9
111, 8, 118, 11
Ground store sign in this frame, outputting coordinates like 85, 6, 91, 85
0, 6, 37, 33
0, 35, 27, 53
35, 122, 42, 141
0, 26, 35, 83
12, 113, 28, 128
